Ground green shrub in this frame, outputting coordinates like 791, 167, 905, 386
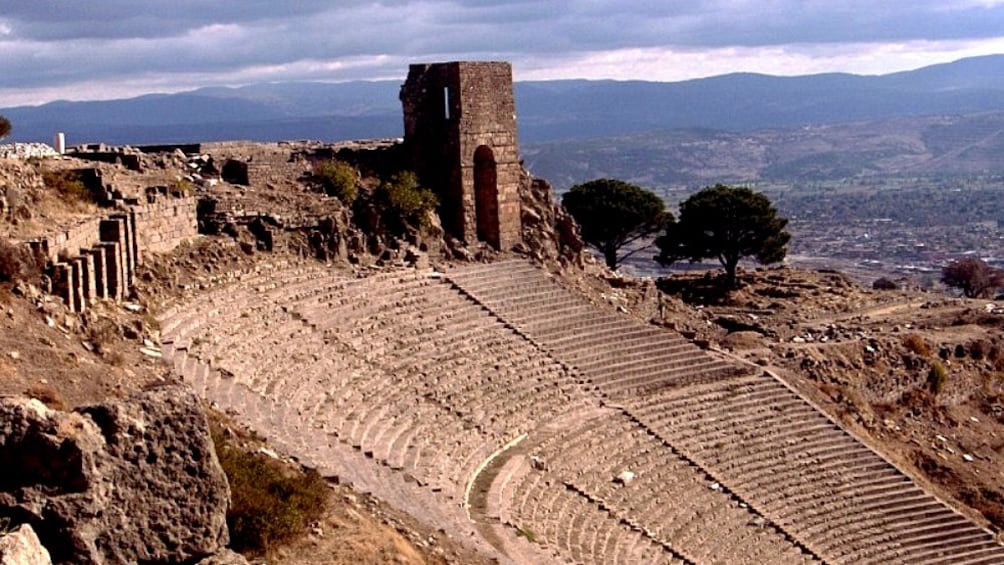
213, 430, 328, 555
927, 362, 947, 395
43, 169, 93, 203
376, 171, 438, 231
0, 116, 10, 140
312, 160, 358, 204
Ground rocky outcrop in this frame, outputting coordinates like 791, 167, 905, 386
518, 174, 585, 268
0, 524, 52, 565
0, 386, 239, 565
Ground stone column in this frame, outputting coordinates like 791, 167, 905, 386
52, 262, 77, 312
70, 256, 86, 311
96, 242, 123, 301
129, 209, 141, 266
77, 251, 97, 306
83, 247, 108, 299
100, 218, 128, 300
110, 213, 136, 287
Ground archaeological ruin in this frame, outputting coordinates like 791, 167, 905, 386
401, 62, 523, 250
3, 61, 1004, 564
38, 186, 197, 312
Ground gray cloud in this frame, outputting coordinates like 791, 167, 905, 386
1, 0, 1003, 105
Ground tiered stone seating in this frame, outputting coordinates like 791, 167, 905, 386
635, 372, 1004, 564
159, 259, 1004, 564
446, 261, 740, 398
509, 410, 814, 564
506, 467, 682, 564
160, 263, 600, 501
446, 259, 1004, 565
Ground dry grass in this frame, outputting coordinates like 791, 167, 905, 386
902, 333, 931, 357
0, 238, 41, 283
24, 383, 67, 411
42, 169, 94, 204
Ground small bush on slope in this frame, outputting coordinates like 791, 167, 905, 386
211, 426, 328, 555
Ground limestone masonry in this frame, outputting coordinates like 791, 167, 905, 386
401, 61, 522, 250
33, 187, 197, 312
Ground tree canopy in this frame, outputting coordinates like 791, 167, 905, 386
941, 257, 1004, 298
561, 178, 670, 270
655, 184, 790, 287
0, 116, 10, 140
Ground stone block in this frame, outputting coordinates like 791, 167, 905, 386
77, 251, 96, 305
0, 524, 52, 565
100, 218, 128, 299
51, 262, 76, 312
0, 387, 231, 564
96, 242, 123, 301
83, 247, 108, 299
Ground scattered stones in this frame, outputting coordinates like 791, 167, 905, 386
530, 455, 547, 471
0, 143, 58, 160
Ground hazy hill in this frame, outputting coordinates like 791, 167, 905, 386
4, 55, 1004, 147
524, 111, 1004, 188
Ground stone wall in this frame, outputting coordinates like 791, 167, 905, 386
133, 195, 199, 255
30, 191, 197, 312
205, 142, 309, 188
400, 61, 522, 250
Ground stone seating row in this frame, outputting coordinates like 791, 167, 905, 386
163, 267, 605, 512
506, 470, 682, 565
160, 343, 513, 562
159, 262, 330, 337
446, 260, 1004, 565
631, 374, 1004, 564
521, 411, 815, 565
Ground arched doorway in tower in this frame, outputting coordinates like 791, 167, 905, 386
473, 145, 500, 248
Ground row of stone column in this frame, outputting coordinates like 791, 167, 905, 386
41, 212, 138, 313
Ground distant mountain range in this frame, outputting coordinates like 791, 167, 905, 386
523, 111, 1004, 188
3, 55, 1004, 184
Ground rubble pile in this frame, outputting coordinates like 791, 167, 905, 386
0, 143, 59, 160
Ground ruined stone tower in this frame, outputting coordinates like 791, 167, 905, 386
400, 62, 522, 250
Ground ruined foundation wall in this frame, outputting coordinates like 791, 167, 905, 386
31, 193, 197, 312
204, 142, 308, 187
133, 197, 198, 255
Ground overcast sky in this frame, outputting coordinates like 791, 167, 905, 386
2, 0, 1004, 107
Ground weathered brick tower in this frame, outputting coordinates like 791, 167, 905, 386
400, 62, 522, 250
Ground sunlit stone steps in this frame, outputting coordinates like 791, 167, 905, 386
632, 370, 1004, 563
446, 259, 1004, 564
160, 258, 1004, 564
